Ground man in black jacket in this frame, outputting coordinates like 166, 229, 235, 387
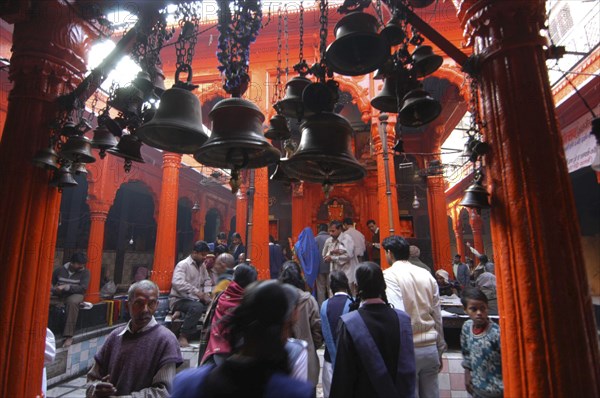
51, 252, 90, 347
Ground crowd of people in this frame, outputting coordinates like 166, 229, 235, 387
69, 221, 502, 398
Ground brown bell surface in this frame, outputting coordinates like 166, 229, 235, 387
49, 165, 78, 189
60, 135, 96, 164
282, 112, 366, 184
275, 76, 314, 120
398, 88, 441, 127
325, 12, 390, 76
459, 179, 490, 209
91, 126, 118, 150
194, 97, 280, 169
264, 114, 291, 140
411, 45, 443, 78
106, 134, 145, 163
32, 146, 60, 171
270, 160, 300, 183
136, 86, 208, 154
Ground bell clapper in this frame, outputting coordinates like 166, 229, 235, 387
322, 181, 333, 199
229, 168, 241, 194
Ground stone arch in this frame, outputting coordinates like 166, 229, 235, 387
204, 207, 223, 243
177, 197, 195, 259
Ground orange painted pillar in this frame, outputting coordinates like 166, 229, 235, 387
251, 168, 270, 279
426, 173, 452, 271
372, 113, 401, 268
458, 0, 600, 395
236, 177, 248, 241
0, 2, 94, 396
151, 152, 182, 292
86, 200, 111, 303
450, 207, 464, 261
468, 208, 484, 254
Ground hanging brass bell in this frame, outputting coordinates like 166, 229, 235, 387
270, 160, 300, 183
371, 75, 399, 113
72, 162, 87, 175
50, 164, 78, 189
380, 18, 405, 47
325, 12, 390, 76
194, 97, 281, 169
32, 146, 60, 170
136, 86, 208, 153
91, 126, 118, 150
132, 71, 157, 101
60, 121, 79, 137
275, 76, 314, 120
108, 86, 145, 116
106, 134, 145, 163
411, 45, 443, 78
60, 135, 96, 164
98, 114, 124, 137
303, 80, 339, 114
282, 112, 366, 184
264, 114, 291, 140
398, 88, 441, 127
459, 178, 490, 210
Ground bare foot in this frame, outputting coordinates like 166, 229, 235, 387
178, 335, 190, 348
63, 337, 73, 348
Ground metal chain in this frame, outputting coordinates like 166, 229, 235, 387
319, 0, 328, 62
468, 76, 482, 135
298, 0, 304, 63
273, 8, 283, 103
175, 3, 201, 70
375, 0, 384, 26
284, 9, 289, 80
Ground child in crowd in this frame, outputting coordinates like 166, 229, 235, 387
460, 287, 503, 398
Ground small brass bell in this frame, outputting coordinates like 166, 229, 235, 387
136, 86, 208, 153
132, 71, 157, 101
108, 86, 145, 116
32, 146, 60, 170
264, 114, 291, 140
459, 174, 490, 210
194, 97, 280, 169
72, 162, 87, 175
50, 164, 78, 189
106, 134, 145, 163
270, 160, 300, 183
60, 121, 79, 137
398, 89, 441, 127
325, 12, 390, 76
282, 112, 366, 184
380, 18, 405, 47
411, 45, 443, 78
371, 76, 399, 113
98, 114, 124, 137
60, 135, 96, 164
275, 76, 314, 120
91, 126, 118, 150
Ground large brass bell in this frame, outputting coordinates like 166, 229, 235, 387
459, 176, 490, 210
275, 76, 314, 120
371, 76, 399, 113
136, 87, 208, 153
264, 114, 291, 140
411, 45, 443, 78
325, 12, 390, 76
398, 88, 441, 127
194, 97, 280, 169
60, 135, 96, 164
50, 164, 78, 189
106, 134, 145, 163
32, 147, 60, 170
282, 112, 366, 184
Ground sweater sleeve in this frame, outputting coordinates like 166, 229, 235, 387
460, 322, 472, 370
69, 269, 90, 294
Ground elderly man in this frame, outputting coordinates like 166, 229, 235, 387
342, 218, 366, 262
50, 252, 90, 348
169, 241, 213, 347
382, 235, 446, 398
323, 220, 358, 294
86, 280, 182, 398
212, 253, 236, 295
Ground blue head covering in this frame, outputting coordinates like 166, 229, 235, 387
294, 227, 320, 289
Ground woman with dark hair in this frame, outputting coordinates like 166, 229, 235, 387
279, 261, 323, 388
330, 262, 416, 398
171, 280, 314, 398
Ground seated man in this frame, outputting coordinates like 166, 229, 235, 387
87, 280, 182, 397
169, 241, 213, 347
50, 252, 90, 348
212, 253, 236, 296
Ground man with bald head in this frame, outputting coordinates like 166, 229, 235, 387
212, 253, 236, 295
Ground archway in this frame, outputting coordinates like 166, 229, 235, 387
459, 207, 473, 261
56, 173, 90, 265
204, 208, 222, 244
176, 198, 194, 260
105, 181, 156, 284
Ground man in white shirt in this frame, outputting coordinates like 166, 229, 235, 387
382, 235, 447, 398
342, 218, 366, 262
322, 220, 358, 294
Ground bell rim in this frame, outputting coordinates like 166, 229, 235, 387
370, 96, 398, 113
194, 142, 281, 169
398, 96, 442, 127
325, 36, 390, 76
105, 148, 145, 163
282, 155, 366, 184
209, 97, 265, 121
136, 122, 208, 154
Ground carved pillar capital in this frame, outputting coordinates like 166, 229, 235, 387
162, 152, 182, 169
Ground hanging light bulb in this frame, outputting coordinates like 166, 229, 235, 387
412, 187, 420, 209
129, 236, 134, 245
192, 201, 200, 211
